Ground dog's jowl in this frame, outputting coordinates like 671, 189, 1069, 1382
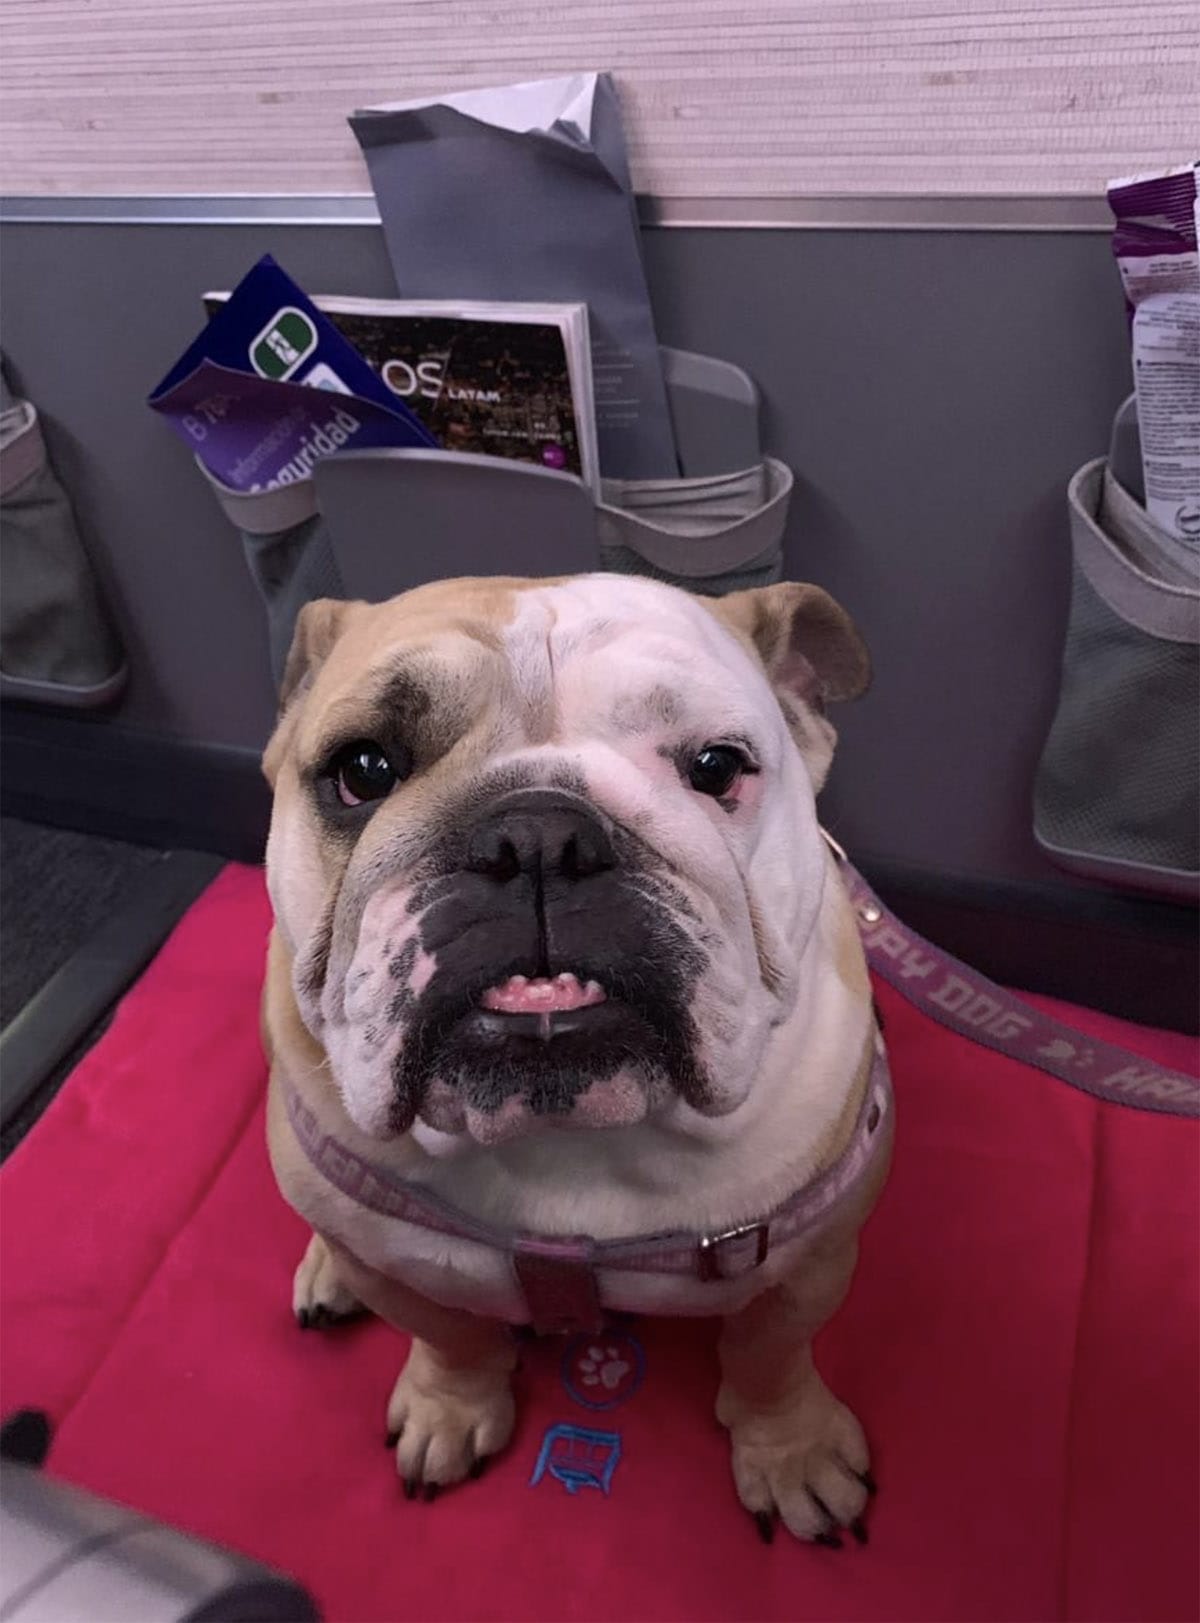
262, 573, 890, 1543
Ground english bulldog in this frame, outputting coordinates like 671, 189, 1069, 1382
262, 574, 892, 1546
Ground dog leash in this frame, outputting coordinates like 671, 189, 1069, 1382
819, 830, 1198, 1121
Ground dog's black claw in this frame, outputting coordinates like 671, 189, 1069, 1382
300, 1302, 362, 1331
809, 1490, 835, 1523
857, 1470, 878, 1497
467, 1457, 488, 1481
814, 1531, 843, 1550
754, 1511, 775, 1545
423, 1482, 439, 1503
384, 1430, 400, 1450
850, 1517, 869, 1546
403, 1477, 418, 1501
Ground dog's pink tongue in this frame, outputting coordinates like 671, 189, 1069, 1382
481, 973, 606, 1015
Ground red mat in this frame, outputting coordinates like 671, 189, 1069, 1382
2, 864, 1197, 1623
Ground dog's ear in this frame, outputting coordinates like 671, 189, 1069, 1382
278, 598, 358, 710
711, 581, 871, 705
706, 582, 870, 790
263, 597, 362, 787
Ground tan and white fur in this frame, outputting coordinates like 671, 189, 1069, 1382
262, 574, 890, 1543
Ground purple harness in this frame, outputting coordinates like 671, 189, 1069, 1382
285, 1047, 888, 1334
283, 852, 1198, 1335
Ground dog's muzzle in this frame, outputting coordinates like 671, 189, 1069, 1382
389, 789, 706, 1140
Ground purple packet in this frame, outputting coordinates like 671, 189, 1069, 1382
149, 255, 437, 491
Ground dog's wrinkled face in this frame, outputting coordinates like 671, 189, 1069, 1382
264, 575, 868, 1147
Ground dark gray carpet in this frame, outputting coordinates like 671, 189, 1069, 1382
1, 818, 162, 1028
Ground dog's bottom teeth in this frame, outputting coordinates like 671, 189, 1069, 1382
481, 973, 606, 1014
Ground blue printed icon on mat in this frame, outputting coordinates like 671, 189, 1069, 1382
530, 1424, 622, 1496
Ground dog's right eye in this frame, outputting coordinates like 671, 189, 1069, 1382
687, 743, 749, 798
327, 740, 405, 807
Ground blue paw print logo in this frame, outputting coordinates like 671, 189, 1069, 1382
560, 1330, 645, 1411
529, 1326, 644, 1499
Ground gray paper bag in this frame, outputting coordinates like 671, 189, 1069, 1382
351, 73, 679, 480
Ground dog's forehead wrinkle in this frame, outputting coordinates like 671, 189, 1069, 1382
502, 595, 558, 743
609, 681, 686, 734
520, 578, 711, 668
533, 610, 769, 750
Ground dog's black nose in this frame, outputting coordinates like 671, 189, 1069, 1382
465, 795, 616, 884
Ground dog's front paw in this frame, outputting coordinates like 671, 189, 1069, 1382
724, 1376, 875, 1547
292, 1233, 365, 1329
386, 1352, 515, 1499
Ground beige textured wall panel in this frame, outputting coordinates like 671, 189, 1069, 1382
1, 0, 1197, 198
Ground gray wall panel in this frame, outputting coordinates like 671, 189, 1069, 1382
0, 220, 1133, 888
640, 228, 1132, 885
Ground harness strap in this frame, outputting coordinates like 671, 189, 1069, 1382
512, 1241, 605, 1337
282, 1044, 891, 1301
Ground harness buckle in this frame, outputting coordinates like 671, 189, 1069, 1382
698, 1221, 770, 1282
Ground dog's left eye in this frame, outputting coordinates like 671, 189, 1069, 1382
328, 740, 407, 807
688, 744, 750, 798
